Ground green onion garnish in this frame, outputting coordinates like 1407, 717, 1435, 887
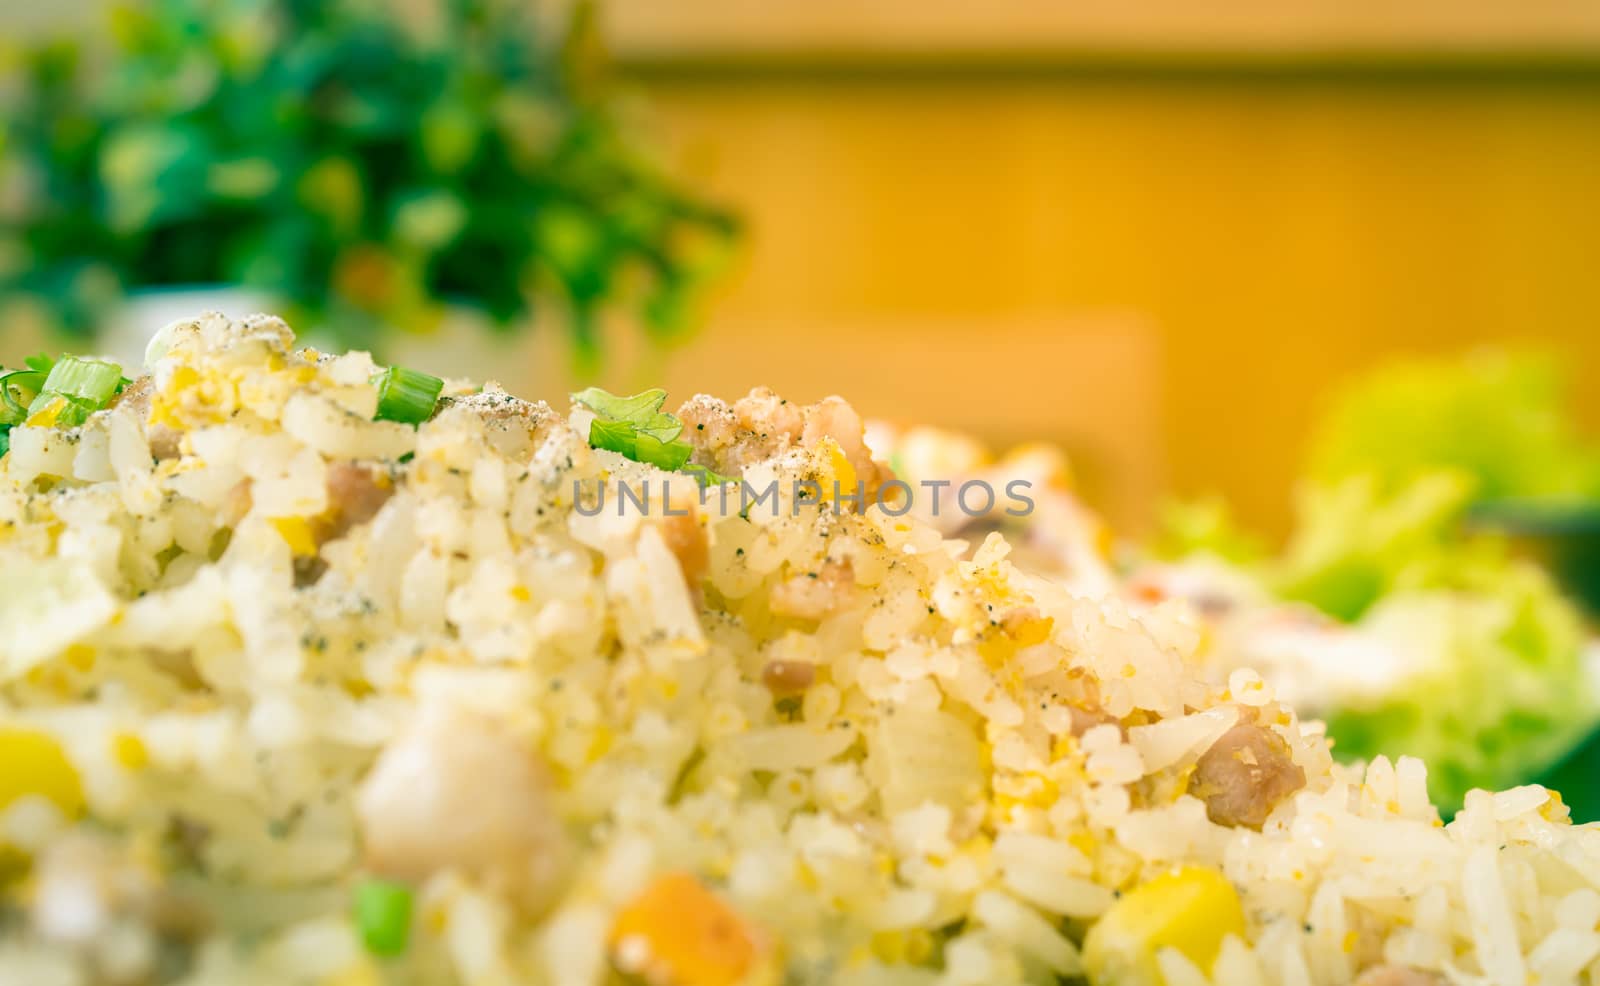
0, 367, 47, 457
34, 356, 124, 408
14, 355, 125, 431
571, 386, 683, 442
353, 878, 413, 957
633, 431, 693, 471
572, 386, 736, 482
683, 462, 737, 489
372, 367, 443, 425
39, 395, 101, 429
588, 417, 640, 457
0, 369, 47, 426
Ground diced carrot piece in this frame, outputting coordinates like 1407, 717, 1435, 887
610, 872, 761, 986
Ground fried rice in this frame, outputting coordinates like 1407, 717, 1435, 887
0, 312, 1597, 986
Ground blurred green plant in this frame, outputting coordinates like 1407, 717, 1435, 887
0, 0, 738, 360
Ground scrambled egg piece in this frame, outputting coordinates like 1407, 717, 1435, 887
1082, 866, 1246, 985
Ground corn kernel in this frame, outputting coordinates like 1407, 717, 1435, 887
1082, 866, 1246, 986
870, 928, 934, 965
585, 725, 613, 763
111, 733, 149, 771
0, 727, 85, 821
819, 438, 857, 503
270, 516, 320, 557
63, 644, 96, 672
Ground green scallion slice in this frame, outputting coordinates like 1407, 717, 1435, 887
373, 367, 444, 425
571, 386, 667, 424
354, 878, 413, 957
0, 369, 47, 426
35, 356, 124, 408
683, 462, 737, 489
588, 417, 638, 457
47, 395, 101, 429
572, 386, 682, 442
632, 432, 693, 472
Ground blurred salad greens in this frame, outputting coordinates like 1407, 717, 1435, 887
1285, 474, 1590, 809
1308, 350, 1600, 504
0, 0, 738, 361
1161, 350, 1600, 813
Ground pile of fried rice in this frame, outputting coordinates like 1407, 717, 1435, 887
1, 312, 1598, 986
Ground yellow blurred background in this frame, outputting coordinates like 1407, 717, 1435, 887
12, 1, 1600, 535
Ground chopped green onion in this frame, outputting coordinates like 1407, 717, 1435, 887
588, 417, 639, 457
43, 395, 101, 429
353, 878, 413, 957
586, 418, 694, 471
572, 386, 682, 442
638, 418, 686, 444
373, 367, 443, 425
0, 369, 47, 426
17, 356, 123, 430
0, 355, 94, 454
35, 356, 123, 408
633, 432, 693, 471
683, 462, 737, 489
572, 386, 667, 423
574, 385, 736, 483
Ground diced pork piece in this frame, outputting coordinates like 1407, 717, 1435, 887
653, 496, 708, 592
323, 461, 393, 540
798, 395, 897, 495
677, 390, 893, 494
761, 660, 815, 695
294, 462, 394, 585
1187, 721, 1306, 829
676, 390, 788, 475
769, 558, 855, 621
1068, 703, 1121, 738
221, 479, 253, 528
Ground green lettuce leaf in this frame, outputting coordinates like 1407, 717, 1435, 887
1308, 350, 1600, 503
